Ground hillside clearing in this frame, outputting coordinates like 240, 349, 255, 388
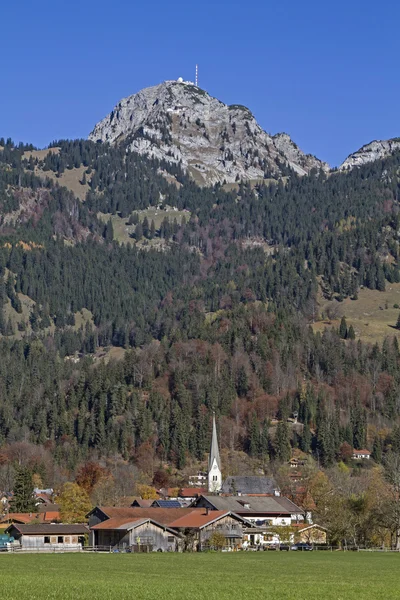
314, 282, 400, 344
98, 207, 190, 245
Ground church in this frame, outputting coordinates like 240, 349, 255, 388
208, 414, 222, 493
207, 414, 280, 497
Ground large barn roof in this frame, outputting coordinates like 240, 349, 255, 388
90, 517, 179, 535
90, 506, 204, 526
220, 476, 279, 495
6, 524, 88, 535
196, 495, 302, 514
168, 510, 248, 529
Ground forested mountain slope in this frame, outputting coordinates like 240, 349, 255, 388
1, 134, 400, 484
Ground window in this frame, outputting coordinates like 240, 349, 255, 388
44, 536, 50, 544
167, 536, 175, 543
213, 475, 217, 481
57, 536, 63, 544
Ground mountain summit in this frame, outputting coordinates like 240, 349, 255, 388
89, 80, 329, 185
339, 138, 400, 171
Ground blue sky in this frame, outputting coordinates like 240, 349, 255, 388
1, 0, 399, 166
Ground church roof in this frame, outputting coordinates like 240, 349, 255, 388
220, 476, 280, 495
195, 495, 303, 515
208, 414, 221, 472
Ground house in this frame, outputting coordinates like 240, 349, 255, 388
37, 503, 60, 514
188, 471, 207, 488
87, 506, 204, 530
178, 488, 207, 504
352, 449, 371, 460
168, 509, 252, 551
0, 510, 61, 525
33, 488, 54, 506
130, 499, 155, 508
90, 517, 181, 552
193, 495, 305, 526
220, 476, 280, 496
293, 524, 327, 544
0, 513, 35, 525
157, 487, 207, 505
151, 500, 183, 508
0, 492, 12, 510
5, 523, 88, 550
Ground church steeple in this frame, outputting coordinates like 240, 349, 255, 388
208, 413, 222, 492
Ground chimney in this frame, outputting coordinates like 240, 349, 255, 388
205, 507, 209, 516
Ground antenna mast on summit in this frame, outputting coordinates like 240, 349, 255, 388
195, 64, 198, 87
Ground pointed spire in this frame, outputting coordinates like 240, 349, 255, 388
209, 412, 221, 472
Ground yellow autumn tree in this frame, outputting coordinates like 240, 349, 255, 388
58, 482, 92, 523
136, 484, 159, 499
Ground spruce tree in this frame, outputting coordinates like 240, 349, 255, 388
275, 421, 291, 462
248, 413, 259, 457
347, 325, 355, 340
11, 466, 35, 512
339, 316, 348, 339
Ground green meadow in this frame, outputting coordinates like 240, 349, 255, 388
1, 552, 399, 600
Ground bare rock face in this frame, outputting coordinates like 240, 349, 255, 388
339, 139, 400, 171
89, 81, 329, 185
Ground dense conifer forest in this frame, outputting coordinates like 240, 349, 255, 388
1, 135, 400, 483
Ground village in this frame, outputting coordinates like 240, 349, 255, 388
0, 416, 336, 554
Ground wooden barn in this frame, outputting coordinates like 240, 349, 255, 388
5, 523, 89, 550
90, 517, 181, 552
168, 510, 251, 551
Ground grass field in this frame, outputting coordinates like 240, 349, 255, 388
1, 552, 399, 600
314, 282, 400, 344
98, 208, 190, 245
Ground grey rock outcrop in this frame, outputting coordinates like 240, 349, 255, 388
339, 139, 400, 171
89, 81, 329, 185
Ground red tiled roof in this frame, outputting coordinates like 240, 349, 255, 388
35, 493, 53, 503
178, 488, 207, 497
42, 511, 60, 522
0, 513, 33, 524
353, 449, 371, 454
0, 511, 60, 525
169, 510, 230, 529
97, 507, 204, 526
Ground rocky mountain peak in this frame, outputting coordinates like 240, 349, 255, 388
339, 138, 400, 171
89, 80, 329, 186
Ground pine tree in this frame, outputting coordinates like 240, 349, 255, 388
142, 217, 150, 239
300, 424, 312, 453
104, 219, 114, 242
275, 421, 291, 462
372, 436, 382, 463
347, 325, 355, 340
248, 413, 259, 457
396, 312, 400, 330
135, 222, 143, 241
236, 366, 249, 397
339, 316, 348, 339
11, 466, 35, 512
259, 421, 270, 463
